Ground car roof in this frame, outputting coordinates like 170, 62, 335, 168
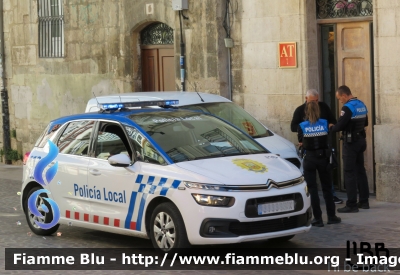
50, 108, 201, 126
85, 91, 231, 112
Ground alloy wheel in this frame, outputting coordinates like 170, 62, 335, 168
153, 211, 175, 249
28, 195, 47, 229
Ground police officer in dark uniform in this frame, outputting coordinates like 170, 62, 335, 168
298, 101, 341, 227
291, 89, 343, 204
330, 85, 369, 213
291, 89, 337, 132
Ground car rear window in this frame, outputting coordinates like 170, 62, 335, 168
34, 123, 62, 148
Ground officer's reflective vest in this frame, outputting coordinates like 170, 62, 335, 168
344, 98, 368, 134
299, 119, 329, 150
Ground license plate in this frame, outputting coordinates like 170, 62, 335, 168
257, 200, 294, 215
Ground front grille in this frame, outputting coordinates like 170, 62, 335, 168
245, 193, 303, 217
229, 213, 308, 236
285, 158, 301, 168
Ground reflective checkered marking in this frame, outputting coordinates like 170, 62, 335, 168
124, 175, 182, 231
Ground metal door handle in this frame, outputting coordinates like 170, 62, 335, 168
89, 169, 101, 176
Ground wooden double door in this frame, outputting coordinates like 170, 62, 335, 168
336, 22, 374, 192
322, 21, 374, 192
141, 46, 175, 92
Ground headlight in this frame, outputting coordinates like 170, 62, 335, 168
304, 185, 309, 197
192, 194, 235, 207
184, 181, 228, 191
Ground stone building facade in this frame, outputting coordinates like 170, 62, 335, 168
1, 0, 399, 202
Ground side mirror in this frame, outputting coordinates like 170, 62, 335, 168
108, 154, 131, 167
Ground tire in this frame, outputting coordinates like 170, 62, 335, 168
24, 186, 60, 236
270, 235, 295, 243
150, 202, 190, 252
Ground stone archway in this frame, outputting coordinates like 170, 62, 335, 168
140, 22, 175, 91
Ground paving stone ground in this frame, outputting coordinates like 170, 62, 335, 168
1, 165, 399, 274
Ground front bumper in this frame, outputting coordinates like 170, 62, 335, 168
200, 207, 312, 238
175, 182, 311, 245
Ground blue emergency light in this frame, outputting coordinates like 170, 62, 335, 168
101, 103, 124, 110
98, 100, 179, 111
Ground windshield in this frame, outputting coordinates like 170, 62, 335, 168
179, 102, 273, 138
129, 110, 268, 163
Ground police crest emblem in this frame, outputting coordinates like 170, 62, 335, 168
232, 159, 268, 173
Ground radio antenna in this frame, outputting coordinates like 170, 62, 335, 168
92, 91, 102, 112
193, 82, 204, 102
196, 91, 204, 102
92, 91, 100, 104
118, 95, 123, 110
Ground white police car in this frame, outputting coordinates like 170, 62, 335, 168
86, 92, 303, 171
22, 100, 311, 251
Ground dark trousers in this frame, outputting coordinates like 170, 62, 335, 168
343, 138, 369, 208
303, 155, 336, 219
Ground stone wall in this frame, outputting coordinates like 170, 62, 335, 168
373, 0, 400, 202
174, 0, 227, 95
3, 0, 225, 155
5, 0, 134, 154
233, 0, 318, 144
3, 0, 316, 155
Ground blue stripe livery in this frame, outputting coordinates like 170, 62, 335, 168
136, 194, 148, 231
135, 174, 143, 183
124, 175, 181, 230
124, 192, 138, 229
171, 180, 181, 189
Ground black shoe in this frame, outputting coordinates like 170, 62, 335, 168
357, 202, 370, 209
311, 218, 324, 227
327, 216, 341, 224
333, 196, 343, 204
337, 206, 359, 213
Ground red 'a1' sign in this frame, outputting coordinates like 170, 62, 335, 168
279, 42, 297, 68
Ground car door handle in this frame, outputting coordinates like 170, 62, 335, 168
89, 169, 101, 176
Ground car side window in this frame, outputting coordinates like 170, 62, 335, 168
57, 121, 95, 156
95, 123, 132, 161
124, 126, 166, 166
34, 123, 63, 148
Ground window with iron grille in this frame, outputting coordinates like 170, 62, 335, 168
38, 0, 64, 58
316, 0, 373, 19
140, 23, 174, 45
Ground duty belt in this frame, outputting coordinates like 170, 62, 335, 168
341, 130, 366, 143
305, 149, 330, 157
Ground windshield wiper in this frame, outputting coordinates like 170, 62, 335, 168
224, 152, 251, 156
225, 151, 267, 156
190, 154, 225, 160
188, 151, 267, 161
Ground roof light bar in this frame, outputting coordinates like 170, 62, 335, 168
98, 100, 179, 111
101, 103, 124, 110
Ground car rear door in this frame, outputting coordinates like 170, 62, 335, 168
51, 120, 95, 224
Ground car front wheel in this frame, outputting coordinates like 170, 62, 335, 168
150, 202, 190, 252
